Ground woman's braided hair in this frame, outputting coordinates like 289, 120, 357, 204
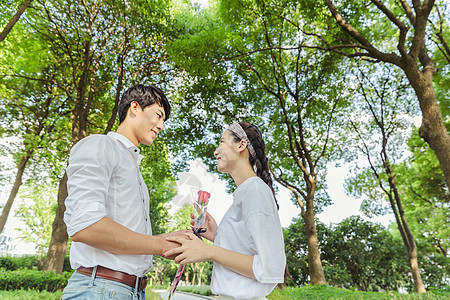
231, 122, 279, 210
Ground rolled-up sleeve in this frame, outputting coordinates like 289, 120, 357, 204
246, 212, 286, 283
64, 136, 117, 237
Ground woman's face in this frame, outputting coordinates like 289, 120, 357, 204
214, 130, 240, 174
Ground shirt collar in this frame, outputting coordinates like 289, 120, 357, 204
107, 132, 144, 164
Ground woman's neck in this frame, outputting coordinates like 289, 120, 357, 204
230, 162, 257, 187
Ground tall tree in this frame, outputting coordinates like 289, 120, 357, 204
0, 20, 69, 235
36, 0, 118, 272
345, 64, 426, 292
0, 79, 65, 235
166, 0, 351, 284
395, 130, 450, 289
303, 0, 450, 189
29, 0, 179, 273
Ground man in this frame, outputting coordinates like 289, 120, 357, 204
62, 84, 179, 299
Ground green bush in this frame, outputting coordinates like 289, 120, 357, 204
0, 255, 72, 272
0, 256, 42, 271
0, 268, 72, 292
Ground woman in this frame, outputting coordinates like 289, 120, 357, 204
164, 122, 286, 299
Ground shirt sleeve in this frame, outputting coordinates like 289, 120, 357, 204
63, 135, 117, 237
245, 211, 286, 283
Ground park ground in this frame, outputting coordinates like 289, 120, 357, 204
0, 284, 449, 299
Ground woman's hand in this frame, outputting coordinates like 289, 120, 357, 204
165, 232, 256, 279
191, 211, 218, 242
164, 232, 212, 265
156, 229, 189, 260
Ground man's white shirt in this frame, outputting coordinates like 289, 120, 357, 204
64, 132, 152, 277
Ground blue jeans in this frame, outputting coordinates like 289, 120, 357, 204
62, 267, 146, 300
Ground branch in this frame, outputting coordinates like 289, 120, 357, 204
407, 184, 433, 205
270, 167, 306, 215
435, 238, 447, 256
428, 4, 450, 64
370, 0, 409, 56
325, 0, 374, 49
0, 0, 33, 43
277, 93, 309, 175
409, 0, 435, 61
324, 0, 402, 66
399, 0, 416, 24
314, 96, 340, 169
370, 0, 407, 32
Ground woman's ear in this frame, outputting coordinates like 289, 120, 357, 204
237, 139, 248, 153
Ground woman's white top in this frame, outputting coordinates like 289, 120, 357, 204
210, 177, 286, 299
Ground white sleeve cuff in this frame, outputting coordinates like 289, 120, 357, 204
65, 201, 107, 237
252, 254, 285, 284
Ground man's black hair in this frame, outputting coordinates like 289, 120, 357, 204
118, 84, 170, 123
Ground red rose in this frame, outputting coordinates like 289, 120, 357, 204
197, 190, 210, 205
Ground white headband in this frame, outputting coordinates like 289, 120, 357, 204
227, 123, 256, 159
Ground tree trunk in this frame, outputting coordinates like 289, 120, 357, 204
409, 242, 425, 293
402, 62, 450, 190
0, 151, 32, 233
42, 173, 68, 274
303, 194, 326, 285
272, 165, 326, 285
191, 266, 196, 286
0, 0, 33, 43
388, 171, 426, 293
44, 38, 92, 272
104, 54, 125, 133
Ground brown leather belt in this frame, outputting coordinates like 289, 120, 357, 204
77, 266, 148, 292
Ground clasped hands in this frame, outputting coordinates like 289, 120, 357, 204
163, 211, 217, 265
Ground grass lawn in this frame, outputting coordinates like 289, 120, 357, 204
269, 285, 450, 299
0, 285, 448, 299
166, 284, 450, 299
0, 290, 63, 299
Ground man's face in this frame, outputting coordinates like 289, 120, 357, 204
134, 103, 165, 145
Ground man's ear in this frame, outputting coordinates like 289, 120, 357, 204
129, 101, 140, 117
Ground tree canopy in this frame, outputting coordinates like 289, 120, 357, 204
0, 0, 448, 292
